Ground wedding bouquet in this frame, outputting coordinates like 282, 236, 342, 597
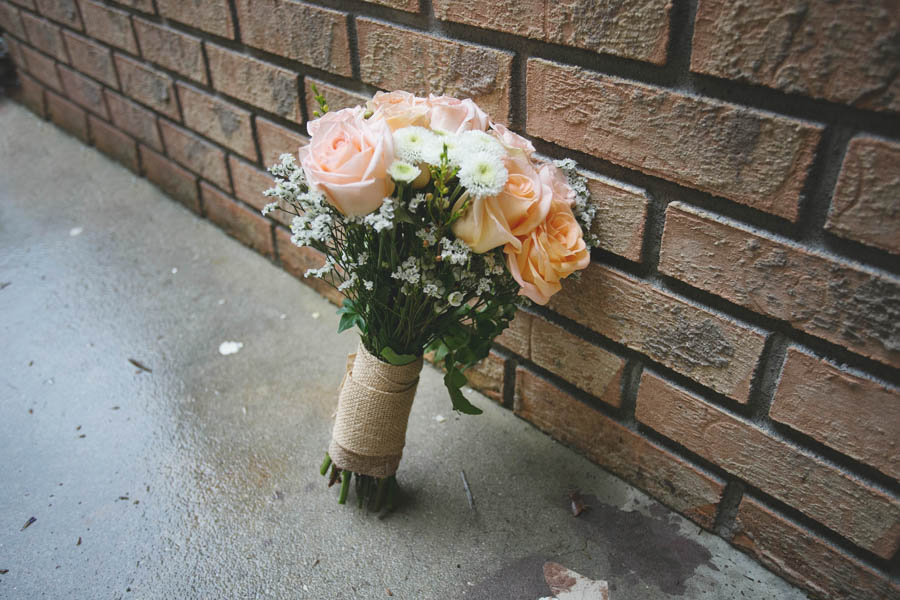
263, 88, 598, 510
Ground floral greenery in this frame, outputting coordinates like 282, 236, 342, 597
264, 148, 521, 415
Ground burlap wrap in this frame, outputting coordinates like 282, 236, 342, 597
328, 341, 424, 478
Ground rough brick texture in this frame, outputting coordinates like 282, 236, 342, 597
105, 90, 161, 150
636, 372, 900, 558
234, 0, 351, 77
826, 136, 900, 254
357, 19, 513, 124
80, 1, 137, 54
139, 145, 200, 214
160, 120, 231, 192
33, 0, 81, 30
659, 202, 900, 368
206, 44, 301, 122
527, 58, 822, 221
46, 90, 87, 141
201, 183, 274, 258
771, 347, 900, 481
691, 0, 900, 114
177, 83, 257, 160
8, 0, 900, 594
549, 263, 766, 403
89, 115, 139, 173
133, 19, 206, 84
434, 0, 671, 64
21, 12, 67, 62
516, 368, 725, 529
155, 0, 234, 39
62, 31, 118, 88
731, 497, 900, 600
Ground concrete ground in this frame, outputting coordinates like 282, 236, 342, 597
0, 100, 807, 600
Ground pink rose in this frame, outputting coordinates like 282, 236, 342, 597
490, 122, 535, 156
299, 107, 395, 217
452, 154, 552, 253
539, 162, 575, 206
427, 94, 489, 134
367, 91, 430, 132
504, 201, 589, 305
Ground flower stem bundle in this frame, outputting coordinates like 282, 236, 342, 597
263, 88, 599, 508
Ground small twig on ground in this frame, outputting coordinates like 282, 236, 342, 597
128, 358, 152, 373
460, 470, 475, 510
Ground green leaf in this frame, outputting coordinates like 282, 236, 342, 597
381, 346, 418, 365
444, 369, 482, 415
337, 311, 359, 334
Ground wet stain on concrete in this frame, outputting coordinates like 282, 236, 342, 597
571, 495, 714, 595
467, 555, 552, 600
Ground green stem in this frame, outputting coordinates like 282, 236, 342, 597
338, 470, 351, 504
319, 452, 332, 476
374, 477, 388, 512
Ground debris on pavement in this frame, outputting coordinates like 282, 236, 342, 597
69, 227, 83, 236
460, 470, 475, 510
0, 281, 10, 290
434, 414, 446, 423
76, 537, 82, 546
311, 312, 320, 319
541, 562, 609, 600
128, 358, 152, 373
21, 517, 36, 531
569, 491, 589, 517
218, 341, 243, 355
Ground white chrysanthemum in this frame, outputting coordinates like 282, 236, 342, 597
387, 160, 421, 183
457, 152, 508, 198
394, 126, 441, 165
456, 130, 505, 158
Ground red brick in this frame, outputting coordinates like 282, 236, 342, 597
464, 350, 505, 404
34, 0, 81, 30
155, 0, 234, 39
46, 90, 88, 142
12, 72, 46, 117
691, 0, 900, 114
435, 0, 670, 64
177, 83, 257, 160
159, 120, 230, 192
304, 78, 367, 121
549, 263, 766, 403
275, 227, 343, 305
205, 44, 300, 122
80, 1, 137, 54
21, 13, 67, 62
4, 35, 25, 71
527, 58, 822, 221
58, 65, 108, 118
110, 0, 154, 14
233, 0, 351, 77
360, 0, 417, 11
88, 115, 138, 173
133, 19, 206, 84
636, 372, 900, 558
139, 145, 200, 213
105, 90, 161, 150
658, 202, 900, 368
531, 316, 625, 406
114, 54, 179, 120
496, 310, 532, 357
826, 136, 900, 254
771, 347, 900, 481
516, 367, 725, 529
0, 2, 25, 38
201, 183, 274, 258
255, 117, 307, 167
731, 497, 900, 600
8, 0, 34, 10
228, 155, 291, 227
62, 31, 118, 88
21, 44, 61, 91
357, 19, 513, 124
583, 171, 648, 262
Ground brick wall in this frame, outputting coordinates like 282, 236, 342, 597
2, 1, 898, 597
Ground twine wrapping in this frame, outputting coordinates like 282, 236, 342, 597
328, 340, 424, 478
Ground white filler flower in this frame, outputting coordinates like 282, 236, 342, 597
387, 160, 421, 183
457, 152, 508, 198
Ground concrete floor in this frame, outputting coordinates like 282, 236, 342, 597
0, 100, 807, 599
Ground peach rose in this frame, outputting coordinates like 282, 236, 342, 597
490, 122, 535, 157
299, 107, 395, 217
367, 91, 430, 132
427, 94, 489, 134
539, 162, 575, 207
504, 201, 590, 305
451, 154, 552, 253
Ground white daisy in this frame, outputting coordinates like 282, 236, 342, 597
457, 152, 508, 198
